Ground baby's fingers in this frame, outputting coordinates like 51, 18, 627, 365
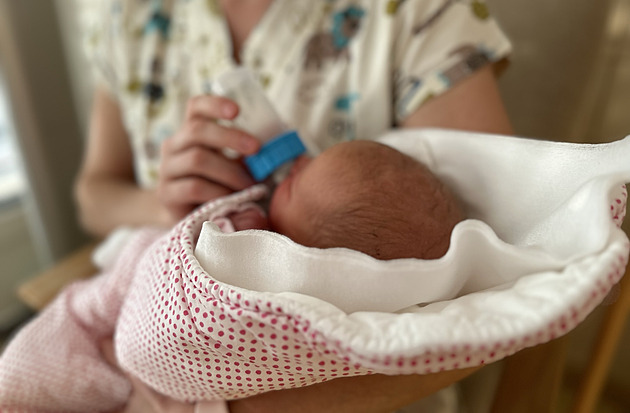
229, 208, 270, 231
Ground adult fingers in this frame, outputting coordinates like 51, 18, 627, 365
160, 177, 232, 205
160, 147, 255, 191
165, 118, 260, 156
158, 176, 233, 220
185, 94, 239, 122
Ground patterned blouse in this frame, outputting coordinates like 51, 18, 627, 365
80, 0, 511, 188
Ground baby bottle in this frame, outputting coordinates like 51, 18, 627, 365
212, 67, 307, 183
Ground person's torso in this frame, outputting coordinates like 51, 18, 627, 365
113, 0, 398, 187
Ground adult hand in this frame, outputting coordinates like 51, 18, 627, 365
158, 95, 261, 223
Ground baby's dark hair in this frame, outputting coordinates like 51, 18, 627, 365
307, 141, 463, 260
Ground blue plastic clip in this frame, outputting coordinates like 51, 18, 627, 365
245, 130, 306, 181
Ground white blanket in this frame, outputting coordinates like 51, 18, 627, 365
197, 129, 629, 312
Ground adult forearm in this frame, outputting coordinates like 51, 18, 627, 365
75, 175, 170, 238
229, 367, 480, 413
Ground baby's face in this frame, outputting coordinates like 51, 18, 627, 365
269, 147, 347, 245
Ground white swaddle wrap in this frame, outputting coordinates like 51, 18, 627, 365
116, 129, 629, 402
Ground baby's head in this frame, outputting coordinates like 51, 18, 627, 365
269, 141, 464, 260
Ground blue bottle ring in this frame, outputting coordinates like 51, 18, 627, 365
245, 130, 307, 182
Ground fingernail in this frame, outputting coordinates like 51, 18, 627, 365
241, 171, 255, 186
223, 103, 237, 118
241, 137, 258, 153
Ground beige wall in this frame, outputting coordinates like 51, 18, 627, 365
55, 0, 93, 135
488, 0, 628, 143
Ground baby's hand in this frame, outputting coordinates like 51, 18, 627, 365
228, 207, 270, 231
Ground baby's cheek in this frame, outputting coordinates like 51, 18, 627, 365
268, 188, 287, 231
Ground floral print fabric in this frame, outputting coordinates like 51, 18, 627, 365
80, 0, 511, 188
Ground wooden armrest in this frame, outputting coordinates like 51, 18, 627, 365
17, 242, 99, 311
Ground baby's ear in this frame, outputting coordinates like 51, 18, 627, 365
228, 208, 270, 231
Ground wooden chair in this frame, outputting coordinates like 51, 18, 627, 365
17, 242, 98, 311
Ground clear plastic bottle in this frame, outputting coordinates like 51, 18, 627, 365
212, 67, 306, 183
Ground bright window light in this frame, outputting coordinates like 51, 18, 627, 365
0, 81, 25, 205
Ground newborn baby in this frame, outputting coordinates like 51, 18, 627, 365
238, 140, 464, 260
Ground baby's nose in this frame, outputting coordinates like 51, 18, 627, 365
290, 155, 312, 176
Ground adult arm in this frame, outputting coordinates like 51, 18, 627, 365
74, 88, 171, 237
229, 367, 480, 413
118, 365, 479, 413
401, 64, 513, 135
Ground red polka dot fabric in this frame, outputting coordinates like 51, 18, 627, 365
114, 183, 629, 402
0, 229, 162, 412
116, 187, 378, 401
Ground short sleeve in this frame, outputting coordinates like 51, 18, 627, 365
392, 0, 512, 122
